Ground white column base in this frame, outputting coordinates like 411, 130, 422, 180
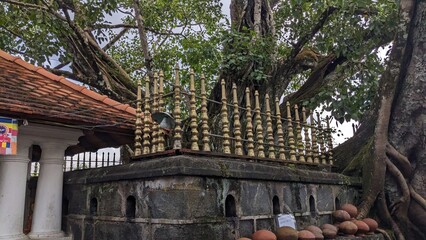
30, 237, 71, 240
0, 233, 30, 240
28, 230, 69, 239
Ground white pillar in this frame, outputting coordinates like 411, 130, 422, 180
0, 140, 31, 240
28, 142, 67, 239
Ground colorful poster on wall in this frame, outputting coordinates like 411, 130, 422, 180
0, 117, 18, 155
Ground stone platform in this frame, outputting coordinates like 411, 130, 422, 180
62, 153, 362, 240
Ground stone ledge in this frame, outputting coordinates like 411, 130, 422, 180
335, 235, 384, 240
64, 155, 361, 186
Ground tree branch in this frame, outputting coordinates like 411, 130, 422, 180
289, 6, 337, 60
133, 0, 153, 77
253, 0, 261, 35
2, 0, 48, 11
49, 68, 77, 79
103, 28, 129, 51
89, 23, 186, 36
272, 6, 338, 97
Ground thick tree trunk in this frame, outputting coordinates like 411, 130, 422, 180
336, 1, 425, 239
386, 2, 426, 237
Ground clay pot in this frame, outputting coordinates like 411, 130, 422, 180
362, 218, 378, 234
298, 230, 316, 240
276, 226, 298, 240
322, 228, 337, 239
351, 220, 369, 236
303, 226, 323, 240
311, 232, 324, 240
304, 226, 322, 235
338, 221, 358, 236
320, 224, 338, 233
252, 229, 277, 240
238, 238, 252, 240
340, 204, 358, 218
332, 210, 351, 223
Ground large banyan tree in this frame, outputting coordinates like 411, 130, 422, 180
0, 0, 424, 238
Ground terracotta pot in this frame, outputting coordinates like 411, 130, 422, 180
298, 230, 316, 240
322, 228, 337, 239
338, 221, 358, 236
351, 220, 369, 236
332, 210, 351, 223
304, 226, 322, 235
276, 226, 298, 240
362, 218, 378, 234
340, 204, 358, 218
238, 238, 252, 240
320, 224, 338, 233
252, 229, 277, 240
312, 232, 324, 240
303, 226, 323, 240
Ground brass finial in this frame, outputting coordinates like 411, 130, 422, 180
286, 102, 297, 161
245, 88, 255, 157
151, 72, 159, 153
311, 113, 320, 163
157, 70, 165, 152
303, 107, 312, 163
221, 79, 231, 154
294, 104, 305, 162
265, 94, 275, 159
143, 76, 152, 154
200, 74, 211, 151
254, 90, 265, 158
275, 98, 286, 160
134, 79, 143, 156
326, 116, 333, 165
232, 83, 243, 155
317, 112, 327, 164
189, 69, 199, 151
173, 63, 182, 149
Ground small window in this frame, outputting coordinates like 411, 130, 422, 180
90, 198, 98, 215
272, 196, 280, 215
335, 197, 341, 210
309, 195, 316, 217
126, 196, 136, 218
225, 195, 237, 217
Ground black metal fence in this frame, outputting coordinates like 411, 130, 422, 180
30, 150, 121, 176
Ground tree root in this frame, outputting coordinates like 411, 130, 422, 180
385, 158, 410, 217
409, 185, 426, 211
377, 191, 406, 240
385, 143, 412, 177
376, 228, 393, 240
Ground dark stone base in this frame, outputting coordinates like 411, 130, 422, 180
63, 154, 362, 240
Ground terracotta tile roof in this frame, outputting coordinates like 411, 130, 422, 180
0, 50, 136, 133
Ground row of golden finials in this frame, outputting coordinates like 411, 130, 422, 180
134, 66, 334, 165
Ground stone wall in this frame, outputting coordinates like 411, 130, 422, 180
62, 154, 361, 240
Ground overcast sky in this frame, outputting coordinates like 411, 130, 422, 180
221, 0, 232, 18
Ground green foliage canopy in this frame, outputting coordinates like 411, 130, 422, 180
0, 0, 398, 123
